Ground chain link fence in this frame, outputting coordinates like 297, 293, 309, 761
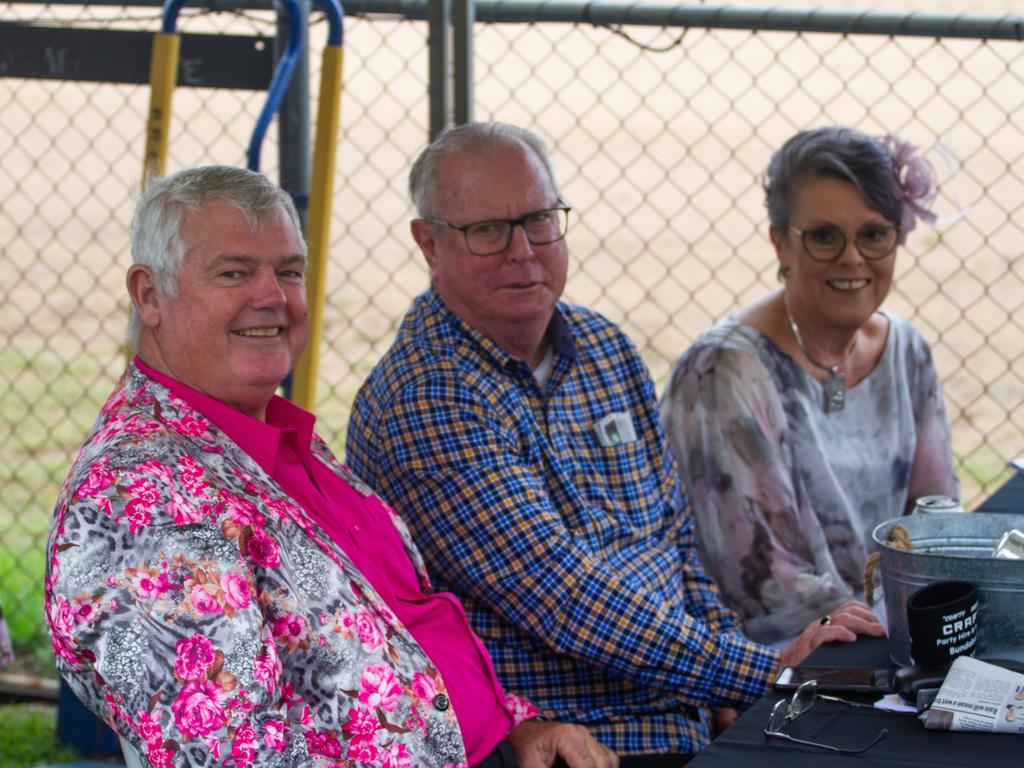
2, 0, 1022, 671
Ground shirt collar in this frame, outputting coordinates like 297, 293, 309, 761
428, 287, 578, 366
548, 310, 576, 361
134, 357, 316, 475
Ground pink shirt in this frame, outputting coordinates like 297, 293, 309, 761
137, 359, 515, 764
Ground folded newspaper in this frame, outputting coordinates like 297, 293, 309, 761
924, 656, 1024, 733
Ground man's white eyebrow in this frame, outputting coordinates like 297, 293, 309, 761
208, 254, 307, 267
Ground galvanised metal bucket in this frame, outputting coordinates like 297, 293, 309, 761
872, 512, 1024, 665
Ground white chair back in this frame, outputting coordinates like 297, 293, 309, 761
119, 735, 145, 768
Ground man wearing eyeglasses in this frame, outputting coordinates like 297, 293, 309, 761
346, 122, 865, 765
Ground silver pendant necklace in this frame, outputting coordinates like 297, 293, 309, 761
783, 297, 856, 414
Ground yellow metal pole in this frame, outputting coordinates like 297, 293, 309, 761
143, 32, 180, 189
290, 44, 344, 411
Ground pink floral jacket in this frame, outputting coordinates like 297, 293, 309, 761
46, 364, 531, 767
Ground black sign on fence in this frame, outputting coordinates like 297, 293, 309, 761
0, 23, 274, 90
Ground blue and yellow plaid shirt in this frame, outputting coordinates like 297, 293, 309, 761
346, 289, 778, 755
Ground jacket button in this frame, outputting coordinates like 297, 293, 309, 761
432, 694, 450, 711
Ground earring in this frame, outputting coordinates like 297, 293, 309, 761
777, 265, 791, 281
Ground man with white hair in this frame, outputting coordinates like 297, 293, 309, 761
46, 164, 616, 768
347, 123, 882, 764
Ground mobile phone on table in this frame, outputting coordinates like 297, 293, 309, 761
774, 665, 893, 693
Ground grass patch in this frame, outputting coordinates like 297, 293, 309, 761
0, 545, 58, 678
0, 703, 79, 767
1, 347, 122, 675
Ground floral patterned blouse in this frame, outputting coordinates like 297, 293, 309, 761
659, 313, 958, 644
46, 364, 532, 768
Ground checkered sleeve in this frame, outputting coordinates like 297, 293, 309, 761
359, 368, 778, 710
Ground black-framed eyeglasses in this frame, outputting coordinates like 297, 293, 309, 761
427, 203, 571, 256
764, 680, 888, 754
790, 222, 899, 262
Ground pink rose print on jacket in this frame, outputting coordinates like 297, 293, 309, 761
359, 663, 403, 713
380, 741, 414, 768
221, 490, 264, 527
76, 456, 115, 498
178, 454, 210, 497
172, 679, 228, 739
174, 633, 217, 681
342, 706, 381, 742
346, 737, 380, 764
220, 571, 252, 610
230, 720, 257, 768
117, 497, 154, 533
46, 594, 87, 665
168, 411, 211, 439
136, 708, 165, 746
165, 492, 203, 526
188, 582, 224, 615
144, 745, 176, 768
74, 599, 102, 625
127, 564, 172, 600
134, 459, 174, 483
320, 607, 357, 638
355, 607, 385, 653
95, 494, 114, 518
411, 672, 441, 704
263, 719, 287, 751
280, 681, 305, 710
252, 641, 281, 693
373, 601, 401, 632
134, 710, 175, 768
244, 528, 281, 568
306, 729, 343, 758
260, 493, 309, 532
272, 613, 308, 652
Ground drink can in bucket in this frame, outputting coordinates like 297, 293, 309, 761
913, 495, 965, 514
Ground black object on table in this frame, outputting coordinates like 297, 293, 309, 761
688, 475, 1024, 767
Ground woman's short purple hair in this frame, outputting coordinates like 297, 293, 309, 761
763, 126, 902, 235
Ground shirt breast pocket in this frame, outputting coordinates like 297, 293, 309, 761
591, 435, 650, 484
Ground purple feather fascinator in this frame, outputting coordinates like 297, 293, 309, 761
882, 134, 938, 240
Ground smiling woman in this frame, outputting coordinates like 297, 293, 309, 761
658, 126, 960, 645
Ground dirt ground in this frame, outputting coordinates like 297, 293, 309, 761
1, 0, 1022, 545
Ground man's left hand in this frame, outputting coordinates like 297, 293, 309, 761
713, 707, 741, 733
507, 719, 619, 768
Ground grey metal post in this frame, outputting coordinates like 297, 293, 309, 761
276, 0, 312, 233
428, 0, 451, 139
453, 0, 474, 124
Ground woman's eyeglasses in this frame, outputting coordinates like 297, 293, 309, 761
790, 223, 899, 262
764, 679, 888, 754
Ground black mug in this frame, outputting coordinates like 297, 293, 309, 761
906, 580, 979, 668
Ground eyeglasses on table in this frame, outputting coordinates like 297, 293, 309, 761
764, 679, 889, 754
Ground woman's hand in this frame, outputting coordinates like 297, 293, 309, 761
778, 599, 885, 670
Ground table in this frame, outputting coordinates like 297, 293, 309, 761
688, 474, 1024, 767
689, 635, 1022, 767
975, 469, 1024, 514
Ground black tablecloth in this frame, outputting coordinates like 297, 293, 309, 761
689, 636, 1022, 767
976, 470, 1024, 514
687, 474, 1024, 768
